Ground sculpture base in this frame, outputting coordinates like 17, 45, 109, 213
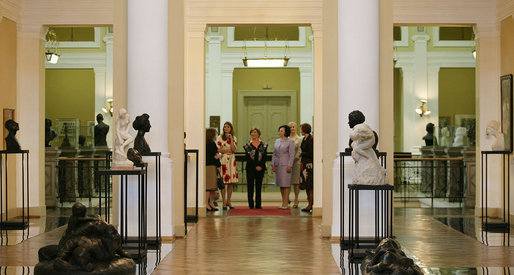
34, 258, 136, 275
110, 166, 136, 171
0, 220, 29, 230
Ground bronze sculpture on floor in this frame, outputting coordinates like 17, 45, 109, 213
4, 119, 21, 152
35, 202, 136, 275
132, 113, 151, 154
360, 238, 422, 275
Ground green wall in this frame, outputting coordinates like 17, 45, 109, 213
232, 68, 300, 135
438, 68, 476, 125
45, 69, 95, 128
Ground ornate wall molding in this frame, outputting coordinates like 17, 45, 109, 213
226, 26, 307, 47
45, 27, 101, 48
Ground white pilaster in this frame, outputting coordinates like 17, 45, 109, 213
205, 33, 224, 127
127, 0, 173, 237
94, 67, 106, 122
333, 0, 380, 237
17, 24, 46, 214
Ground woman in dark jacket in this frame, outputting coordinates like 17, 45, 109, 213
206, 128, 220, 211
243, 128, 268, 209
300, 123, 314, 212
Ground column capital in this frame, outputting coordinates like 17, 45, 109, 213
411, 34, 430, 43
93, 67, 106, 74
17, 24, 46, 40
103, 33, 113, 45
205, 35, 224, 43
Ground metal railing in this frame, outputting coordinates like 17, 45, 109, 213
394, 157, 465, 207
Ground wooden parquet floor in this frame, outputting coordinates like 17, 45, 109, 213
394, 208, 514, 267
153, 216, 341, 274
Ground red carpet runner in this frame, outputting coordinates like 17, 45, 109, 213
228, 206, 292, 216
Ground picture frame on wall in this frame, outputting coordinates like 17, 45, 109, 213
501, 74, 513, 152
3, 108, 15, 150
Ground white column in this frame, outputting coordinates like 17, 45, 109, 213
205, 33, 224, 127
299, 67, 314, 126
127, 0, 173, 237
333, 0, 380, 237
94, 67, 106, 122
221, 71, 233, 124
401, 67, 416, 152
103, 33, 114, 147
427, 66, 440, 135
338, 0, 379, 151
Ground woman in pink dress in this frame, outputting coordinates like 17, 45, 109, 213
271, 125, 295, 209
217, 122, 238, 209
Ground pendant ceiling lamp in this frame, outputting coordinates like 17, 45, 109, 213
242, 27, 289, 68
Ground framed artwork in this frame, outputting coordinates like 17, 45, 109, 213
439, 116, 450, 127
455, 114, 475, 129
501, 74, 513, 152
3, 108, 15, 150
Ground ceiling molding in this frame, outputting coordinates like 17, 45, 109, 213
45, 27, 101, 49
45, 52, 106, 69
226, 27, 307, 48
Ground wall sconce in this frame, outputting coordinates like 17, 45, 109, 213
102, 99, 113, 117
415, 100, 431, 117
472, 49, 476, 59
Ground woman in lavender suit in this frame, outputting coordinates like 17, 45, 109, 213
272, 125, 296, 209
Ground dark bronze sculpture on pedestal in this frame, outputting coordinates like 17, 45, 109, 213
422, 122, 437, 146
345, 110, 379, 154
94, 113, 110, 147
35, 202, 136, 275
45, 118, 58, 147
5, 119, 21, 152
132, 113, 151, 154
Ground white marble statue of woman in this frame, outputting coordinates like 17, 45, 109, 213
440, 127, 451, 147
112, 108, 135, 167
486, 120, 505, 150
350, 123, 388, 185
452, 126, 467, 147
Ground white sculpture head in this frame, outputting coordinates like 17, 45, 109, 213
350, 123, 374, 143
118, 108, 128, 120
486, 120, 501, 137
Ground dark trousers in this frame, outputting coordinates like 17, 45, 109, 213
247, 168, 264, 208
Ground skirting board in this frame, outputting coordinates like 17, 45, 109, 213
312, 207, 322, 217
321, 224, 331, 237
475, 207, 502, 218
174, 224, 186, 237
3, 206, 45, 218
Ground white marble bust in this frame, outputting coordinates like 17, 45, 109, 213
350, 123, 388, 186
112, 108, 135, 167
440, 127, 451, 147
486, 120, 505, 150
452, 126, 467, 147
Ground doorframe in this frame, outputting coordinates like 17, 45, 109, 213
236, 90, 298, 142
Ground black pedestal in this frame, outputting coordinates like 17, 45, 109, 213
480, 151, 510, 233
0, 150, 30, 232
348, 184, 393, 263
138, 152, 162, 249
184, 149, 199, 235
339, 152, 387, 250
96, 165, 148, 261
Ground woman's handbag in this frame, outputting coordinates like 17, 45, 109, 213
216, 170, 225, 190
